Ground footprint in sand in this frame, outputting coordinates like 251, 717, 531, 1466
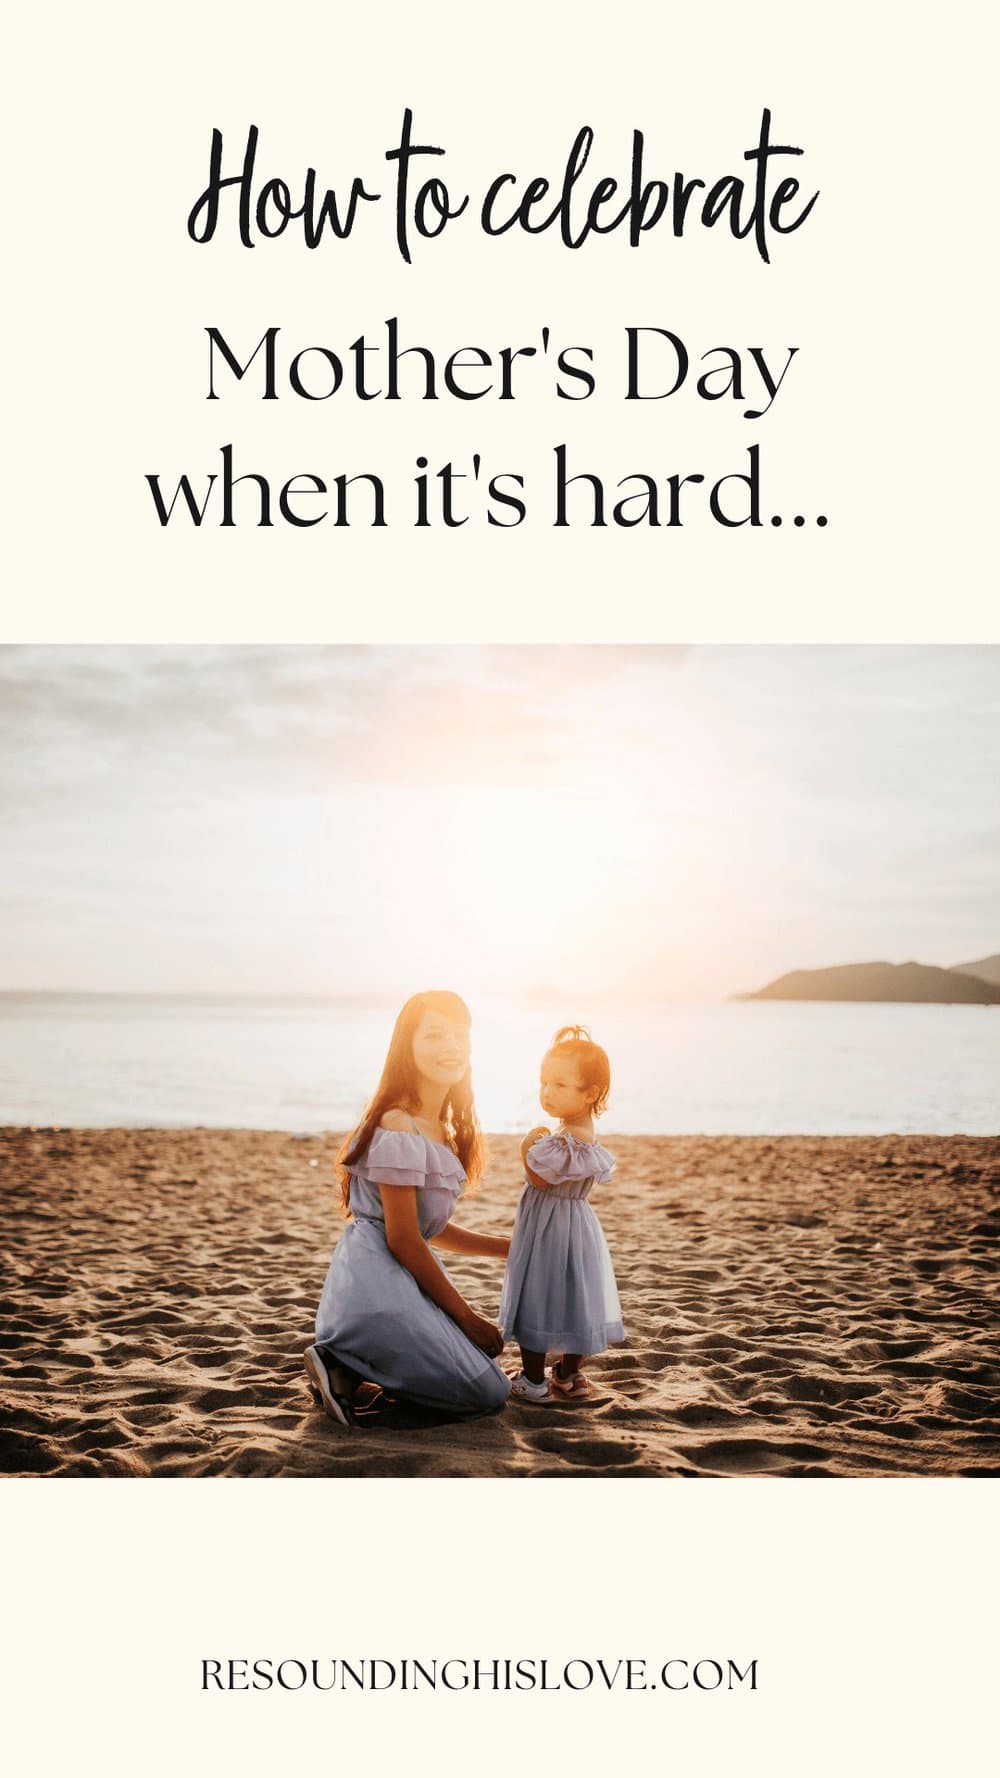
523, 1428, 647, 1471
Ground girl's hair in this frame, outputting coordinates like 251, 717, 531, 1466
336, 990, 485, 1217
547, 1024, 611, 1117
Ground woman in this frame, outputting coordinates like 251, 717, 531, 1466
304, 990, 511, 1424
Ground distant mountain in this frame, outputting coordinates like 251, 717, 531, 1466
952, 953, 1000, 987
736, 961, 1000, 1004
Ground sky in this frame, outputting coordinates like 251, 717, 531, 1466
0, 645, 997, 1000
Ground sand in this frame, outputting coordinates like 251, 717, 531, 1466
1, 1128, 998, 1478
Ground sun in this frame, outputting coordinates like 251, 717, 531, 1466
428, 779, 653, 993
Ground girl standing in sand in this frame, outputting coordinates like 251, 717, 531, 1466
499, 1026, 624, 1402
305, 991, 511, 1426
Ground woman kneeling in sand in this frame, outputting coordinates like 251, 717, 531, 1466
304, 991, 511, 1425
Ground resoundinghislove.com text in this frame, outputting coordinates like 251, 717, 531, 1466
201, 1656, 759, 1693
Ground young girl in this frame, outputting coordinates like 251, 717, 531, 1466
498, 1025, 624, 1401
305, 990, 511, 1425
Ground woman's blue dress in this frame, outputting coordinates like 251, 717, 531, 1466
315, 1128, 510, 1415
498, 1133, 625, 1356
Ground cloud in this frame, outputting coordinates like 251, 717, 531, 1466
0, 645, 995, 995
0, 644, 690, 806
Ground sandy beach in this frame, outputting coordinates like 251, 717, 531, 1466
1, 1127, 997, 1478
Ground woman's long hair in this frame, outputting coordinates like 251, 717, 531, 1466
336, 990, 485, 1217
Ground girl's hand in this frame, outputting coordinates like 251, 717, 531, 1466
525, 1125, 550, 1144
460, 1310, 505, 1358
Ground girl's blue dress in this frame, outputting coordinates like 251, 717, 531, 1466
315, 1128, 510, 1416
498, 1133, 625, 1355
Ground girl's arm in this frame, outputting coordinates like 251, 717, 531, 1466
380, 1185, 504, 1356
520, 1125, 555, 1190
431, 1222, 510, 1259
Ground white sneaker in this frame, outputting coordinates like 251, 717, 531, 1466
509, 1370, 553, 1404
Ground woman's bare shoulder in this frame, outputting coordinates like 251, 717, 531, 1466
378, 1107, 419, 1133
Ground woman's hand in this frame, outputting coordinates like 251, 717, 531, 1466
381, 1189, 507, 1358
460, 1310, 505, 1358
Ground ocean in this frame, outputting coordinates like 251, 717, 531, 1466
0, 993, 996, 1135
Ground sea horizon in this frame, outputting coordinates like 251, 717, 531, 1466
1, 991, 996, 1137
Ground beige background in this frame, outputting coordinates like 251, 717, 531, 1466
5, 2, 997, 640
3, 4, 997, 1773
4, 1479, 996, 1776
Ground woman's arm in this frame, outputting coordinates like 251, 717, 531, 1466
380, 1185, 504, 1356
432, 1222, 510, 1259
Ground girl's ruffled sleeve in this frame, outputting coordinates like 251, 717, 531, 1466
362, 1128, 465, 1190
526, 1135, 617, 1184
